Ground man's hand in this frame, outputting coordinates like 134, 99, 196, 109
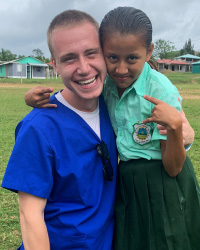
156, 97, 194, 147
24, 86, 57, 108
177, 98, 194, 146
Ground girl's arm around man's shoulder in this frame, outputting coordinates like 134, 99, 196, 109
24, 86, 194, 149
25, 86, 57, 108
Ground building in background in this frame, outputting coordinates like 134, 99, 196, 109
156, 59, 190, 72
0, 56, 48, 79
192, 61, 200, 73
156, 54, 200, 73
174, 54, 200, 64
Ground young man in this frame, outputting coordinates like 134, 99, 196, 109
2, 10, 118, 250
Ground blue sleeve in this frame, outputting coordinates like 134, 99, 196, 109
1, 121, 54, 199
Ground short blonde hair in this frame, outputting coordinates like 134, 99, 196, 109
47, 10, 99, 59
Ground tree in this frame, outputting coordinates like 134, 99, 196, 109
18, 54, 26, 59
153, 39, 176, 59
32, 48, 45, 61
32, 48, 50, 63
180, 39, 194, 55
0, 48, 50, 62
43, 57, 50, 63
0, 48, 17, 61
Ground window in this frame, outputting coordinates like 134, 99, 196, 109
17, 64, 22, 72
164, 65, 169, 70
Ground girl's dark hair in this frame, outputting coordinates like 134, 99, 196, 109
99, 6, 152, 49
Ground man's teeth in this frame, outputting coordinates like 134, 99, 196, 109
78, 77, 96, 85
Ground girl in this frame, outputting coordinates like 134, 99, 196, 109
25, 7, 199, 250
99, 7, 200, 250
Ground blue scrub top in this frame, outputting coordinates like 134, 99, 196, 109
2, 94, 118, 250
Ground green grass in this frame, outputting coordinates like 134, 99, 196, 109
0, 83, 63, 249
164, 72, 200, 85
164, 73, 200, 182
0, 87, 32, 249
0, 74, 200, 249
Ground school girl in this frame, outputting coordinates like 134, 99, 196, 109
99, 6, 200, 250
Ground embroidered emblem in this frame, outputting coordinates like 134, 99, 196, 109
133, 123, 151, 145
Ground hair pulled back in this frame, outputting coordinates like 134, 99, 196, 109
99, 6, 152, 49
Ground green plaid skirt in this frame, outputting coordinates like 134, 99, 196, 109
114, 156, 200, 250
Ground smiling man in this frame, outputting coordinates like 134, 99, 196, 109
48, 16, 107, 111
1, 10, 118, 250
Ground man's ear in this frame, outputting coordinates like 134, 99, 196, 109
51, 57, 60, 75
146, 43, 154, 62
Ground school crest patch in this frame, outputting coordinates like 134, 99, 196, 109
133, 123, 151, 145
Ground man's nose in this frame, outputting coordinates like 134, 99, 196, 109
76, 56, 90, 75
116, 61, 128, 74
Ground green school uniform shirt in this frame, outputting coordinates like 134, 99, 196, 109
103, 62, 182, 161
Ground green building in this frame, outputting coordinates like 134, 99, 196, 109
192, 61, 200, 73
0, 56, 48, 79
175, 54, 200, 64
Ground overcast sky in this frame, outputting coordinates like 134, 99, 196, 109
1, 0, 200, 58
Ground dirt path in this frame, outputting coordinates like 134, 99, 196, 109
1, 83, 200, 99
179, 89, 200, 99
0, 83, 33, 88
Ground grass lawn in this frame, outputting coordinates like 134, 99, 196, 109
0, 73, 200, 249
0, 80, 63, 249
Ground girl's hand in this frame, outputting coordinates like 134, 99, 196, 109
143, 95, 186, 177
142, 95, 182, 131
24, 86, 57, 108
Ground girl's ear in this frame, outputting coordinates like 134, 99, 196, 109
146, 43, 154, 62
51, 57, 60, 75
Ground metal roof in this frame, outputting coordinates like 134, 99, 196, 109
28, 63, 48, 67
157, 59, 189, 65
176, 54, 200, 59
0, 56, 48, 66
0, 59, 19, 66
191, 61, 200, 65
